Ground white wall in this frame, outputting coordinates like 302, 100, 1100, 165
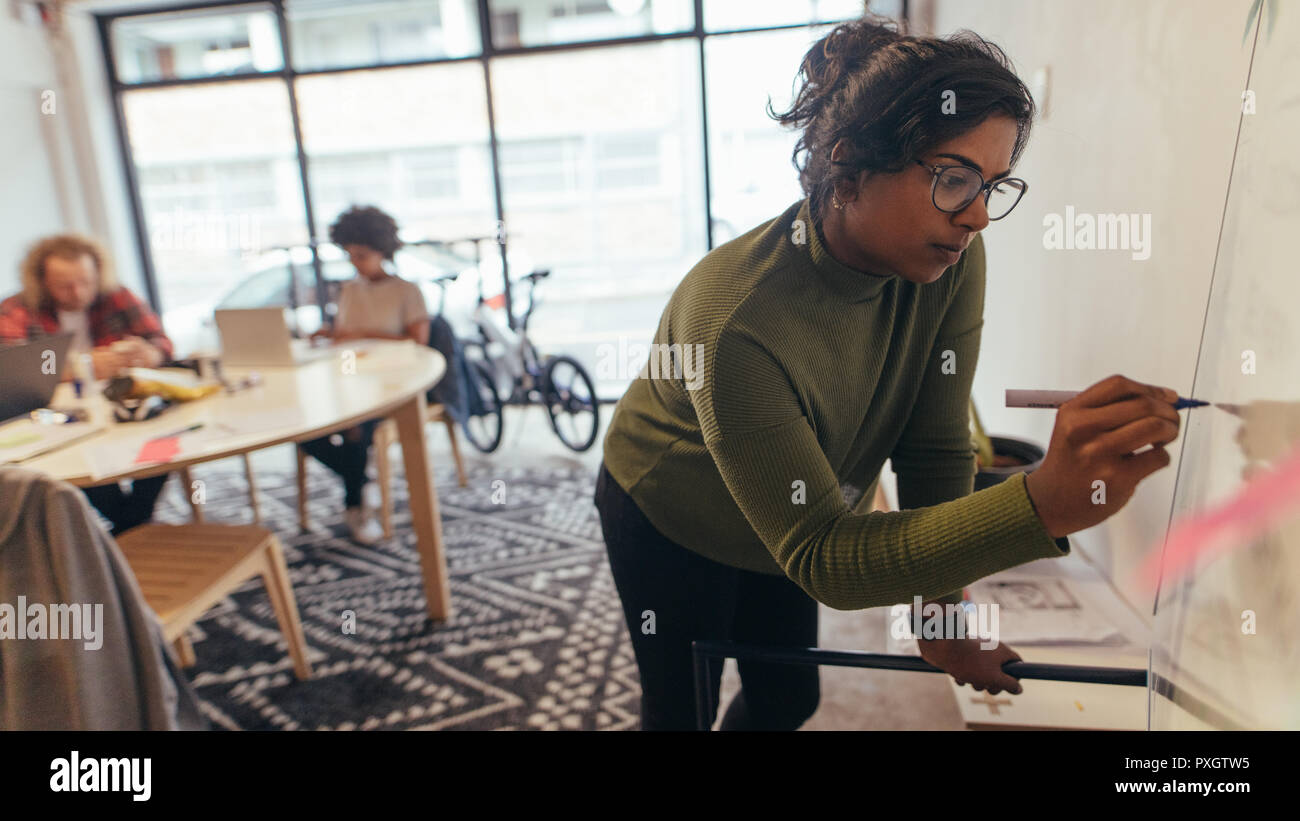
0, 4, 80, 295
921, 0, 1257, 616
63, 7, 147, 296
0, 3, 145, 300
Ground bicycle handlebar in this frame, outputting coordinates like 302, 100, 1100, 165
475, 268, 551, 332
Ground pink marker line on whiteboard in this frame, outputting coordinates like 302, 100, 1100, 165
1139, 439, 1300, 590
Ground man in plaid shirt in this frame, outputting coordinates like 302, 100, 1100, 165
2, 233, 175, 534
0, 234, 173, 374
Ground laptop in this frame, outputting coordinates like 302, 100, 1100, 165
0, 332, 109, 464
0, 332, 73, 422
214, 308, 338, 367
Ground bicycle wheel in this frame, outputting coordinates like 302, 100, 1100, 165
542, 354, 600, 452
462, 358, 505, 453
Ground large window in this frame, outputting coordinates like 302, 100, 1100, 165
704, 0, 893, 32
487, 0, 694, 49
286, 0, 482, 69
491, 40, 706, 296
296, 63, 496, 242
111, 4, 283, 83
100, 0, 888, 374
483, 38, 708, 387
705, 25, 841, 244
121, 79, 309, 356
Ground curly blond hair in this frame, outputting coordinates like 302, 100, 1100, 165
18, 233, 119, 311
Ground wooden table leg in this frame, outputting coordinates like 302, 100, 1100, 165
174, 634, 197, 667
179, 466, 204, 522
295, 445, 309, 533
393, 393, 451, 622
242, 454, 262, 525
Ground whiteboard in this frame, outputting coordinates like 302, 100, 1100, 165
1150, 7, 1300, 730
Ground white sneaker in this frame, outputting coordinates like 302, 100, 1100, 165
344, 506, 383, 545
361, 482, 382, 511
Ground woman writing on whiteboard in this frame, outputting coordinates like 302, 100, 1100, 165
595, 14, 1182, 730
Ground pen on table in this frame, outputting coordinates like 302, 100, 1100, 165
1006, 389, 1214, 411
148, 423, 204, 441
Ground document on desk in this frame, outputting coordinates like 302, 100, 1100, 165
86, 434, 152, 479
883, 575, 1131, 654
205, 408, 304, 437
969, 576, 1130, 646
0, 418, 105, 465
84, 410, 308, 478
84, 432, 181, 478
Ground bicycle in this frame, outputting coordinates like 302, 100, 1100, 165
426, 250, 600, 454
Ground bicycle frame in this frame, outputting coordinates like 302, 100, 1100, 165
471, 274, 546, 404
452, 258, 601, 453
406, 233, 532, 400
473, 301, 528, 383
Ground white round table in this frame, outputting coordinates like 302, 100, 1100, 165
24, 340, 454, 621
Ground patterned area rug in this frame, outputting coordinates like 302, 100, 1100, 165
150, 451, 641, 730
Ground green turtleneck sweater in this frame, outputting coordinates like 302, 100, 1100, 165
599, 196, 1070, 610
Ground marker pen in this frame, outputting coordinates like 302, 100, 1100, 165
72, 353, 94, 399
1006, 389, 1209, 410
147, 423, 204, 442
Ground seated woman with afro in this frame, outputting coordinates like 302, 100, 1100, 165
303, 205, 429, 544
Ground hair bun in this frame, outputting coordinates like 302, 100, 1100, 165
773, 14, 902, 130
812, 17, 902, 106
768, 13, 1034, 221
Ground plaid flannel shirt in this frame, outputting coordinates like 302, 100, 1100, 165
0, 287, 174, 361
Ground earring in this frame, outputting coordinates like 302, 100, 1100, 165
832, 192, 844, 211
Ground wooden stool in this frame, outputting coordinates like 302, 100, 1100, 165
115, 523, 312, 680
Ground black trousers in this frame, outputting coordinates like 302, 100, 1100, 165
83, 473, 170, 537
594, 461, 820, 731
299, 420, 379, 508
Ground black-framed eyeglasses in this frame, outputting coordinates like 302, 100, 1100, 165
915, 160, 1028, 220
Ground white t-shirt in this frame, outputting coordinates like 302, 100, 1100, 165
57, 310, 92, 355
335, 275, 428, 338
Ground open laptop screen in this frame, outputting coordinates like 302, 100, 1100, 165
0, 332, 73, 422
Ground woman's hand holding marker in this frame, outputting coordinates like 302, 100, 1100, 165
1024, 375, 1182, 539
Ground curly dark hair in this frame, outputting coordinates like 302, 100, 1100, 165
329, 205, 403, 259
769, 13, 1036, 223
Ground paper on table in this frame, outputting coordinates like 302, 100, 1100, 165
0, 419, 106, 465
86, 426, 225, 478
138, 413, 295, 456
87, 434, 152, 480
969, 577, 1129, 646
85, 407, 310, 479
195, 408, 305, 439
885, 576, 1131, 651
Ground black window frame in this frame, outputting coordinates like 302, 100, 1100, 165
96, 0, 907, 322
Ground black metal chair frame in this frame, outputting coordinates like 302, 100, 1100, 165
690, 639, 1149, 731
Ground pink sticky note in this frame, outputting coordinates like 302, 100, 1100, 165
135, 436, 180, 465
